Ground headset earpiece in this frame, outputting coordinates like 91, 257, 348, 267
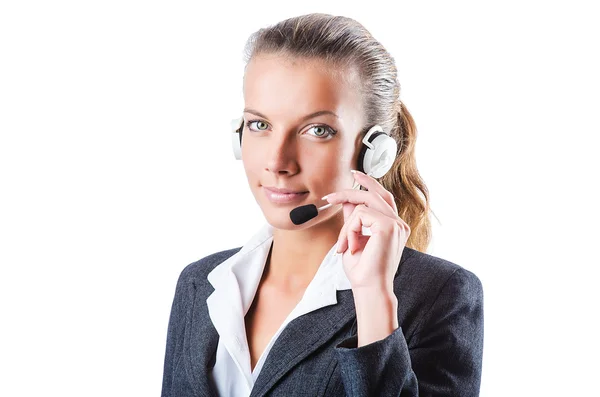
231, 116, 244, 160
357, 125, 398, 178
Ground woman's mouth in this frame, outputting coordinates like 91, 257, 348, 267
262, 187, 309, 204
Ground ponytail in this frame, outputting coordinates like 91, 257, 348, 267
379, 101, 433, 252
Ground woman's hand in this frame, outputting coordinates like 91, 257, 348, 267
323, 170, 411, 293
323, 169, 411, 346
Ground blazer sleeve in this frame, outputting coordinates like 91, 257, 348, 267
333, 268, 484, 397
161, 270, 187, 397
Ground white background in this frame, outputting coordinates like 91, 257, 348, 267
1, 1, 598, 396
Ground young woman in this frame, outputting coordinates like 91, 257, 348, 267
162, 13, 483, 397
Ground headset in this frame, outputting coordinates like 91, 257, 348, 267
230, 117, 398, 178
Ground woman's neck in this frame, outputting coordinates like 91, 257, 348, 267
263, 211, 344, 292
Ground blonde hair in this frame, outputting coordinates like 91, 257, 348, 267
243, 13, 433, 252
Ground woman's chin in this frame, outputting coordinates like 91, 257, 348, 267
260, 206, 320, 230
263, 210, 302, 229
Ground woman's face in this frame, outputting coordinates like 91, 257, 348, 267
241, 54, 365, 230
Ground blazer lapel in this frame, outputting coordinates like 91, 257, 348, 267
249, 288, 356, 397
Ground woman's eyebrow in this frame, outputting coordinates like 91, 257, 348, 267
243, 108, 339, 122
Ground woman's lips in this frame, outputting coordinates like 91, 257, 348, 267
263, 187, 309, 204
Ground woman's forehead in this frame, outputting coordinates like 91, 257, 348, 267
244, 54, 357, 87
243, 55, 363, 121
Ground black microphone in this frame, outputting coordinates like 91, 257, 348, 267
289, 180, 363, 225
289, 203, 332, 225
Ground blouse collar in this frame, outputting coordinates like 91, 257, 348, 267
205, 222, 352, 388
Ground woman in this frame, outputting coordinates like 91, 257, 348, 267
162, 13, 483, 397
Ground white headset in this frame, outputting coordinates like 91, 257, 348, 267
230, 117, 398, 178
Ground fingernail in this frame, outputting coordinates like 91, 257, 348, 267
322, 193, 335, 200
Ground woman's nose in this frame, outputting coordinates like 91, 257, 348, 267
265, 132, 299, 175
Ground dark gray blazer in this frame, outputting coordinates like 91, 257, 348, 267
161, 246, 484, 397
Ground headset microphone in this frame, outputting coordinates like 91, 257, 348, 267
290, 203, 329, 225
289, 179, 361, 225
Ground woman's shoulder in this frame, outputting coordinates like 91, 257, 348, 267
394, 247, 483, 322
397, 246, 482, 289
177, 246, 243, 283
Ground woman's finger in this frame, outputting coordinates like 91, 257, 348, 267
346, 204, 388, 254
337, 203, 410, 255
351, 170, 398, 214
337, 203, 392, 254
336, 202, 354, 253
323, 188, 397, 219
322, 170, 396, 221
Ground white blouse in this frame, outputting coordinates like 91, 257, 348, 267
206, 222, 352, 397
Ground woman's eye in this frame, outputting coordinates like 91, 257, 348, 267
247, 120, 269, 131
307, 125, 336, 139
